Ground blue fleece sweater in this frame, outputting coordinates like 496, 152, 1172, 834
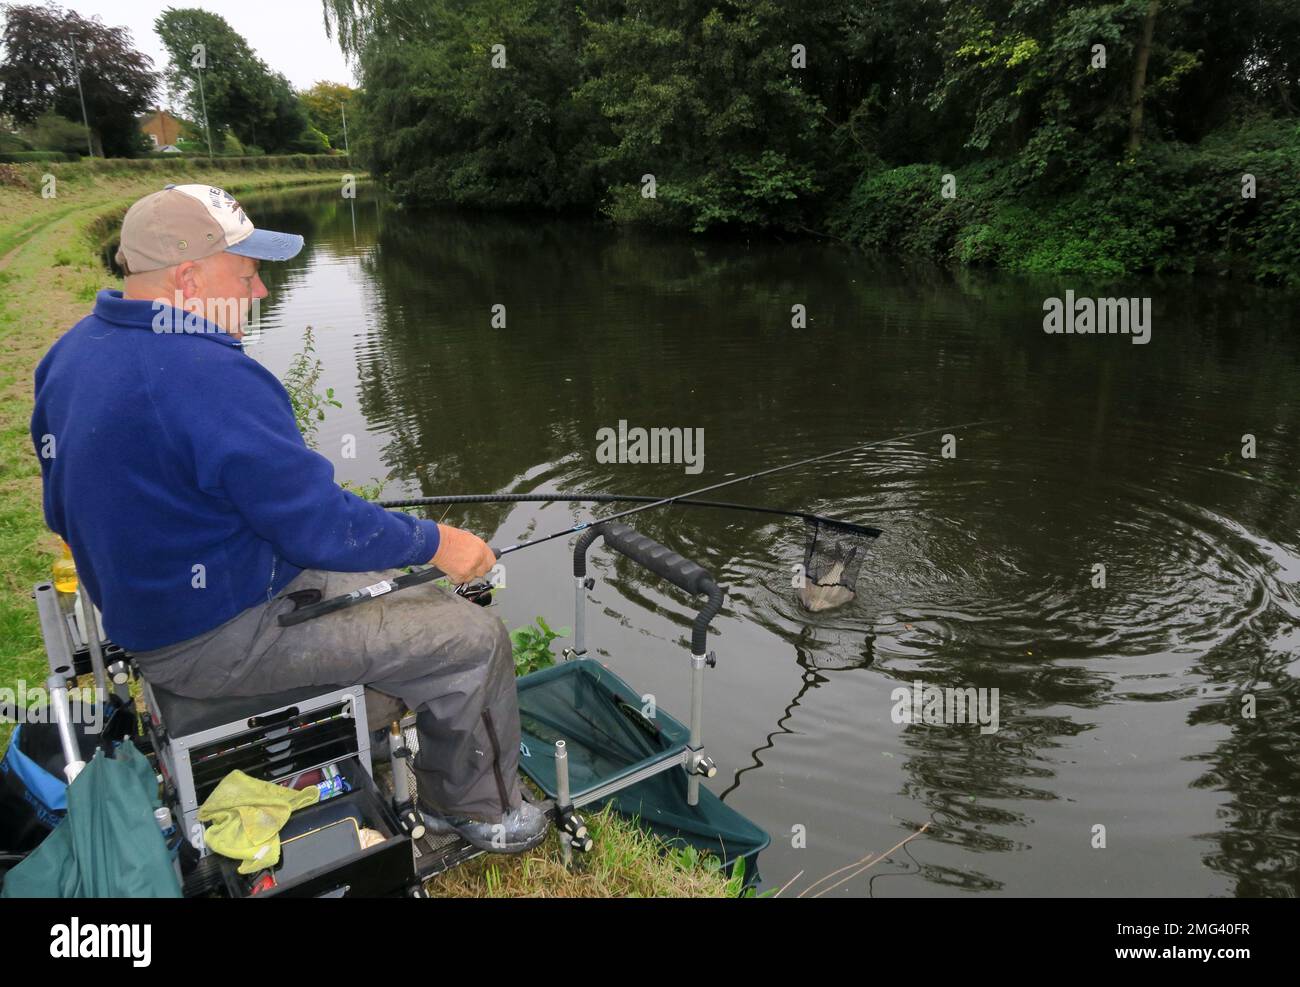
31, 289, 441, 652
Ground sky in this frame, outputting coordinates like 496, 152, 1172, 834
27, 0, 357, 100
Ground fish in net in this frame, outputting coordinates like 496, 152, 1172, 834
797, 517, 881, 612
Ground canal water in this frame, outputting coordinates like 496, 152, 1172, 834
238, 186, 1300, 896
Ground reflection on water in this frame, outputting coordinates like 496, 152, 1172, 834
240, 187, 1300, 896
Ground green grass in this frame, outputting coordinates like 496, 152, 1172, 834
424, 804, 743, 898
0, 261, 46, 738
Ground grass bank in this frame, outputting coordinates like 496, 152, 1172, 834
0, 160, 738, 898
424, 804, 746, 897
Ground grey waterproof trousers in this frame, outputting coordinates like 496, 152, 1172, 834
132, 568, 521, 822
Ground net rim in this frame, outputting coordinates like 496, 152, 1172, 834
802, 516, 883, 539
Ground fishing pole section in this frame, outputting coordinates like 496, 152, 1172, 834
278, 419, 995, 627
377, 493, 885, 613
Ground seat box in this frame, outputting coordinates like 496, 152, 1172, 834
219, 756, 415, 898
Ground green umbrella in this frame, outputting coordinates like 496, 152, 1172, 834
1, 740, 180, 898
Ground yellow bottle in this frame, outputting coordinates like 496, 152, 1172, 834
53, 540, 78, 594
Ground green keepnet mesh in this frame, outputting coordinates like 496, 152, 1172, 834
516, 659, 768, 886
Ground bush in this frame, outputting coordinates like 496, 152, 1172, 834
0, 151, 75, 162
600, 182, 689, 228
48, 154, 352, 174
830, 118, 1300, 287
290, 127, 331, 154
830, 163, 989, 257
20, 111, 88, 155
0, 131, 32, 153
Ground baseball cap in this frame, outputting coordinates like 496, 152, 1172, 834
114, 184, 304, 274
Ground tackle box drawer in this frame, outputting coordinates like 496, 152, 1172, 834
185, 696, 365, 806
218, 756, 416, 898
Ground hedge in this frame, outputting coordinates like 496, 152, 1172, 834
0, 151, 77, 163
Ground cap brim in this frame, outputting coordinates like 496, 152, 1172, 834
226, 228, 304, 262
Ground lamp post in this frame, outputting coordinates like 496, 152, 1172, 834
341, 102, 350, 164
196, 63, 214, 157
68, 33, 94, 157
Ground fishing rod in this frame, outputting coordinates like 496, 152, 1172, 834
279, 419, 996, 627
377, 492, 882, 535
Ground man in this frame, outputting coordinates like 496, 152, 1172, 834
30, 184, 547, 852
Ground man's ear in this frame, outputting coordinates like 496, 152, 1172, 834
174, 260, 201, 300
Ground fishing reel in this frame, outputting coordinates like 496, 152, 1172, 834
454, 579, 495, 607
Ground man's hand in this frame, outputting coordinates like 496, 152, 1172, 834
431, 524, 496, 584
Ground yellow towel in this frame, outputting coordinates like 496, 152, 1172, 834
198, 770, 320, 874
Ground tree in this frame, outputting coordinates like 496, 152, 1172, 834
1127, 0, 1160, 152
300, 80, 354, 151
923, 0, 1206, 181
336, 0, 606, 209
575, 0, 827, 231
154, 7, 315, 154
258, 69, 316, 152
324, 0, 826, 228
0, 3, 159, 157
322, 0, 1300, 233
